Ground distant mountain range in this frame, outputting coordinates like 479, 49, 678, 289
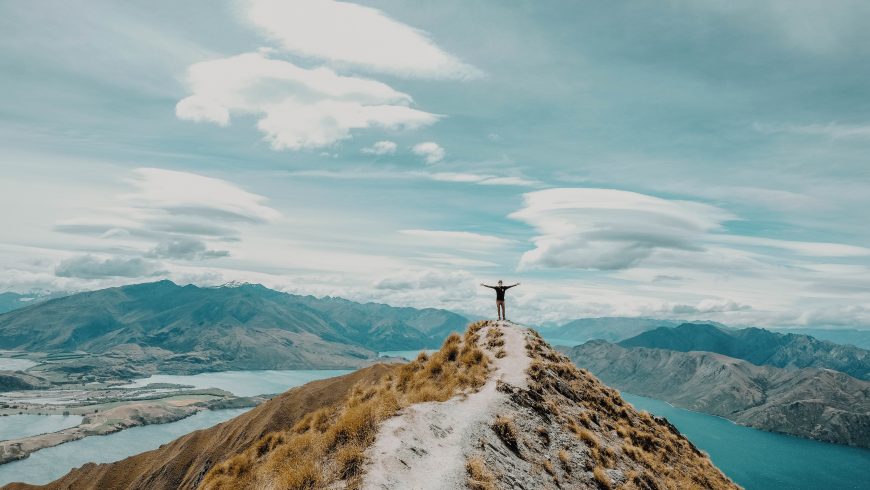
620, 323, 870, 380
772, 328, 870, 350
0, 281, 468, 377
565, 340, 870, 448
0, 291, 69, 315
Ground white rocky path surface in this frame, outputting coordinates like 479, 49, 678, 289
361, 321, 531, 490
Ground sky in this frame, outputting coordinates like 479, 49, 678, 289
1, 0, 869, 328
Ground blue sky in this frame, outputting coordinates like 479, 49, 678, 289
1, 0, 869, 327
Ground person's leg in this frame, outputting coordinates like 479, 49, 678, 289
495, 301, 500, 320
498, 301, 505, 320
502, 302, 507, 321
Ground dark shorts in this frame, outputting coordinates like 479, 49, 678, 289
496, 300, 505, 304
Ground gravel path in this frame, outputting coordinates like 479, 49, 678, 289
360, 321, 530, 490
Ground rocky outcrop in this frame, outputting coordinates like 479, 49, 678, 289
566, 341, 870, 448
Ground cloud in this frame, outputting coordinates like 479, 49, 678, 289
361, 140, 397, 155
55, 255, 164, 279
670, 298, 752, 315
127, 168, 281, 224
412, 142, 445, 164
712, 235, 870, 257
427, 172, 541, 187
399, 229, 514, 248
145, 237, 229, 260
374, 268, 474, 292
245, 0, 481, 79
754, 122, 870, 140
176, 51, 439, 150
510, 188, 734, 270
53, 168, 276, 277
284, 169, 542, 187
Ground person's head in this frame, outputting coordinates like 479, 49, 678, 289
498, 280, 503, 286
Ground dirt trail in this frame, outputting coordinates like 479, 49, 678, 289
361, 321, 530, 490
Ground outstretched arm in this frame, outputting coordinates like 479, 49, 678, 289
505, 282, 520, 289
480, 283, 495, 289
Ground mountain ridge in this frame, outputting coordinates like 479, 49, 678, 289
565, 340, 870, 448
620, 323, 870, 380
0, 281, 469, 378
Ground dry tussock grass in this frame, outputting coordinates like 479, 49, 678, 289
523, 332, 738, 490
492, 415, 521, 455
593, 465, 611, 489
466, 456, 497, 490
558, 449, 571, 472
201, 323, 493, 490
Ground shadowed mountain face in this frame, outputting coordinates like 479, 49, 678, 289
620, 323, 870, 380
566, 341, 870, 448
0, 281, 468, 374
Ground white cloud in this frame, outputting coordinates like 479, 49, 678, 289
126, 168, 281, 224
246, 0, 481, 79
55, 255, 164, 279
427, 172, 541, 187
510, 188, 734, 270
712, 235, 870, 257
361, 140, 397, 155
399, 229, 514, 248
176, 51, 439, 150
754, 122, 870, 139
416, 253, 499, 268
52, 168, 278, 279
477, 176, 542, 187
175, 96, 230, 126
670, 298, 752, 315
145, 237, 229, 260
412, 142, 445, 164
258, 99, 436, 150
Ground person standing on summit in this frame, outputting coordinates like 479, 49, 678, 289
480, 280, 520, 321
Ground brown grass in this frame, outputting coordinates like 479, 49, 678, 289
522, 330, 738, 490
593, 466, 611, 489
492, 415, 521, 455
535, 425, 550, 446
542, 459, 556, 476
466, 456, 497, 490
558, 449, 571, 473
579, 428, 599, 449
201, 324, 492, 489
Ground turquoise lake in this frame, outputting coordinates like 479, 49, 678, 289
119, 368, 352, 397
622, 393, 870, 490
0, 414, 83, 441
0, 408, 250, 486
